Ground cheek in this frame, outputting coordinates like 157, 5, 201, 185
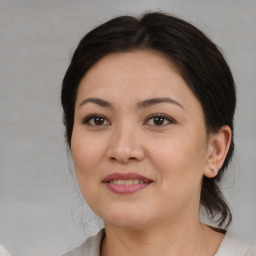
150, 134, 206, 169
71, 128, 105, 199
145, 135, 206, 217
147, 129, 207, 194
71, 124, 108, 169
72, 138, 99, 173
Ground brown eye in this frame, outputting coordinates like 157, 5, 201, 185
83, 115, 110, 126
153, 116, 165, 125
94, 116, 105, 125
146, 114, 174, 126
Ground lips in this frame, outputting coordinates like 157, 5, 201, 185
103, 172, 153, 183
103, 172, 153, 194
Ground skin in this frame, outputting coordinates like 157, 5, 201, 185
71, 50, 231, 256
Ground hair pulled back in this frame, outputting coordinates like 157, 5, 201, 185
61, 12, 236, 228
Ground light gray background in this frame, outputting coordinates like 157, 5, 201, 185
0, 0, 255, 255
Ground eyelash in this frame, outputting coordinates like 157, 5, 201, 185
82, 114, 175, 127
82, 114, 110, 126
145, 114, 175, 126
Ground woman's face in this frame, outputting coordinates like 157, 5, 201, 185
71, 50, 212, 229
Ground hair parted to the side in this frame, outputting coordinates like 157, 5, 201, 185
61, 12, 236, 228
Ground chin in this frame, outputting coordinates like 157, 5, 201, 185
101, 208, 151, 229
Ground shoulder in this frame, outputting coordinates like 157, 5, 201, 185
0, 244, 12, 256
63, 229, 105, 256
62, 228, 255, 256
215, 231, 255, 256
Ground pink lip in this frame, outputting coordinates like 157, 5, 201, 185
103, 172, 153, 194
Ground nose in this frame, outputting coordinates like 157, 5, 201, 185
107, 122, 145, 164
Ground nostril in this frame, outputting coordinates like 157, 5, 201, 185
107, 144, 145, 163
109, 156, 137, 162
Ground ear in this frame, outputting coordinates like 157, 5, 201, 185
203, 125, 232, 178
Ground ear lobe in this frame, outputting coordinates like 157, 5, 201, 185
204, 125, 232, 178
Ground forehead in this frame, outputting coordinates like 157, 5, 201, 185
76, 50, 201, 113
78, 51, 179, 91
88, 49, 178, 73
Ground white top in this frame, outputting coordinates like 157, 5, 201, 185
0, 244, 12, 256
63, 229, 255, 256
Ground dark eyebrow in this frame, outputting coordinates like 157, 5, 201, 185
137, 97, 184, 110
79, 97, 184, 110
79, 97, 112, 108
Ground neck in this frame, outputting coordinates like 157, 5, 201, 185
101, 215, 224, 256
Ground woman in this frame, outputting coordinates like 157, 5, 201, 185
61, 12, 254, 256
